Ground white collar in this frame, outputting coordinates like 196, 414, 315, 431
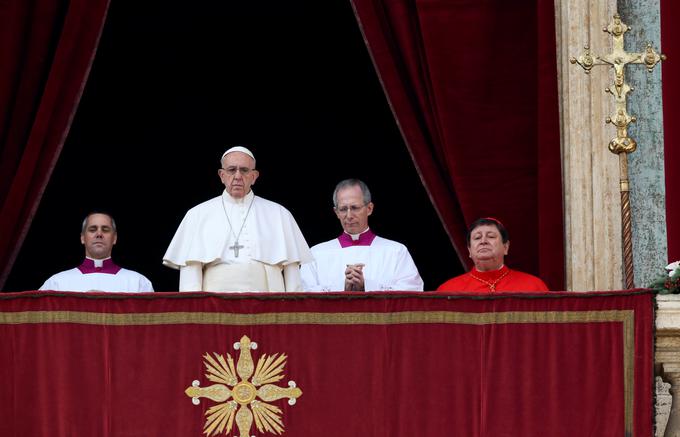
222, 189, 255, 205
347, 227, 370, 241
86, 256, 111, 268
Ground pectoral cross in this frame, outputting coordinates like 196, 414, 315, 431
229, 241, 244, 257
570, 13, 665, 289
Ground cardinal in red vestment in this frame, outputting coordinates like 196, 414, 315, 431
437, 217, 549, 293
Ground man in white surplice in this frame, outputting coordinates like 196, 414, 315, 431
40, 212, 154, 292
163, 146, 312, 292
300, 178, 423, 292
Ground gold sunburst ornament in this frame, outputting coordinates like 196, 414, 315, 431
185, 335, 302, 437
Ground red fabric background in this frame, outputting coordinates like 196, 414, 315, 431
0, 0, 109, 289
350, 0, 565, 290
661, 0, 680, 262
0, 291, 653, 436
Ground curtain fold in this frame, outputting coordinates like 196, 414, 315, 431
661, 0, 679, 262
0, 0, 110, 289
351, 0, 564, 290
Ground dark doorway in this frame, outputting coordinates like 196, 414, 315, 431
4, 0, 462, 292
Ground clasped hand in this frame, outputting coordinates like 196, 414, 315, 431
344, 263, 365, 291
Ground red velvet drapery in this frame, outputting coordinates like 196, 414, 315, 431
0, 0, 110, 289
351, 0, 565, 290
661, 0, 680, 262
0, 291, 655, 436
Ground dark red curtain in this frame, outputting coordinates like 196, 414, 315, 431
661, 0, 680, 262
351, 0, 564, 290
0, 291, 655, 436
0, 0, 110, 290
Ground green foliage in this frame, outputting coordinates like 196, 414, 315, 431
649, 261, 680, 294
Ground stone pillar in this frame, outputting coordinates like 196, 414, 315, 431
617, 0, 668, 287
554, 0, 623, 290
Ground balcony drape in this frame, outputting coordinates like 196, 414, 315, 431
0, 0, 110, 289
350, 0, 565, 290
0, 290, 654, 436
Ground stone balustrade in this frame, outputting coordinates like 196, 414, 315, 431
656, 295, 680, 436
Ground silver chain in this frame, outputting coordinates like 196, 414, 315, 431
221, 192, 255, 256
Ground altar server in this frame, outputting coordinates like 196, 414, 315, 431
40, 212, 153, 292
301, 178, 423, 292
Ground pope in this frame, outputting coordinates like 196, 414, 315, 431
163, 146, 312, 292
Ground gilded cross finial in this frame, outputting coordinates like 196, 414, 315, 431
569, 13, 666, 289
570, 13, 665, 152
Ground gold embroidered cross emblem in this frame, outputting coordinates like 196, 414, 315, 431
185, 335, 302, 436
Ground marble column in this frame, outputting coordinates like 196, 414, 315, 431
617, 0, 668, 287
555, 0, 622, 290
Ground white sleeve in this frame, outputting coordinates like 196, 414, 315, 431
179, 262, 203, 291
388, 247, 424, 291
300, 261, 327, 292
38, 277, 59, 291
139, 275, 154, 292
283, 262, 302, 292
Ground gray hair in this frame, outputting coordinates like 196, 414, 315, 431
332, 179, 371, 207
81, 212, 117, 233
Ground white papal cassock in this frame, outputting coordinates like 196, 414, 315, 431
39, 258, 153, 292
300, 230, 424, 292
163, 190, 312, 292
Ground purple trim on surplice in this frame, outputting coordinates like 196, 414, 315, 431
77, 258, 121, 275
337, 229, 376, 248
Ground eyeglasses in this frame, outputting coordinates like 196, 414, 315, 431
335, 204, 367, 215
221, 166, 255, 176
